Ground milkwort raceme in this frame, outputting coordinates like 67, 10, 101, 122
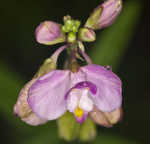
14, 0, 123, 141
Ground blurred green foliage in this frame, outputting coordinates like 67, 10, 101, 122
0, 0, 143, 144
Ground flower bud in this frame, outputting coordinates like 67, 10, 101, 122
35, 21, 66, 45
78, 28, 96, 42
67, 32, 76, 43
85, 0, 122, 30
89, 106, 122, 127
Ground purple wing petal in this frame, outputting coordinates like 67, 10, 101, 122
28, 70, 70, 120
81, 64, 122, 112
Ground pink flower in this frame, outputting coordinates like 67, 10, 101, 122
27, 64, 122, 124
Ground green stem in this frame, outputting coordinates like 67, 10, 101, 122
64, 42, 79, 72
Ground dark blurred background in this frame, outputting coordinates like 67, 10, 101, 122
0, 0, 150, 144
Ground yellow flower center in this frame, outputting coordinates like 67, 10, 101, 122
75, 107, 84, 118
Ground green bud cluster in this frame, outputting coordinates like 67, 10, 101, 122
62, 16, 81, 43
62, 19, 80, 33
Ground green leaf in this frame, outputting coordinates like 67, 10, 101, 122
90, 0, 141, 70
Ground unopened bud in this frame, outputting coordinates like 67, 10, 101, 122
85, 0, 122, 30
62, 17, 81, 34
35, 21, 65, 45
78, 28, 96, 42
67, 32, 76, 43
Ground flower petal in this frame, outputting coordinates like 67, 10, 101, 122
78, 89, 93, 112
28, 70, 70, 120
66, 89, 80, 112
81, 64, 122, 112
89, 106, 122, 127
64, 71, 87, 100
14, 78, 47, 126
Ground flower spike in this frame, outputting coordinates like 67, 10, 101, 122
14, 1, 123, 141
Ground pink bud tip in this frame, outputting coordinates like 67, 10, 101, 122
85, 0, 122, 30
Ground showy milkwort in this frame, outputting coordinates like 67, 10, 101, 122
14, 0, 123, 139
